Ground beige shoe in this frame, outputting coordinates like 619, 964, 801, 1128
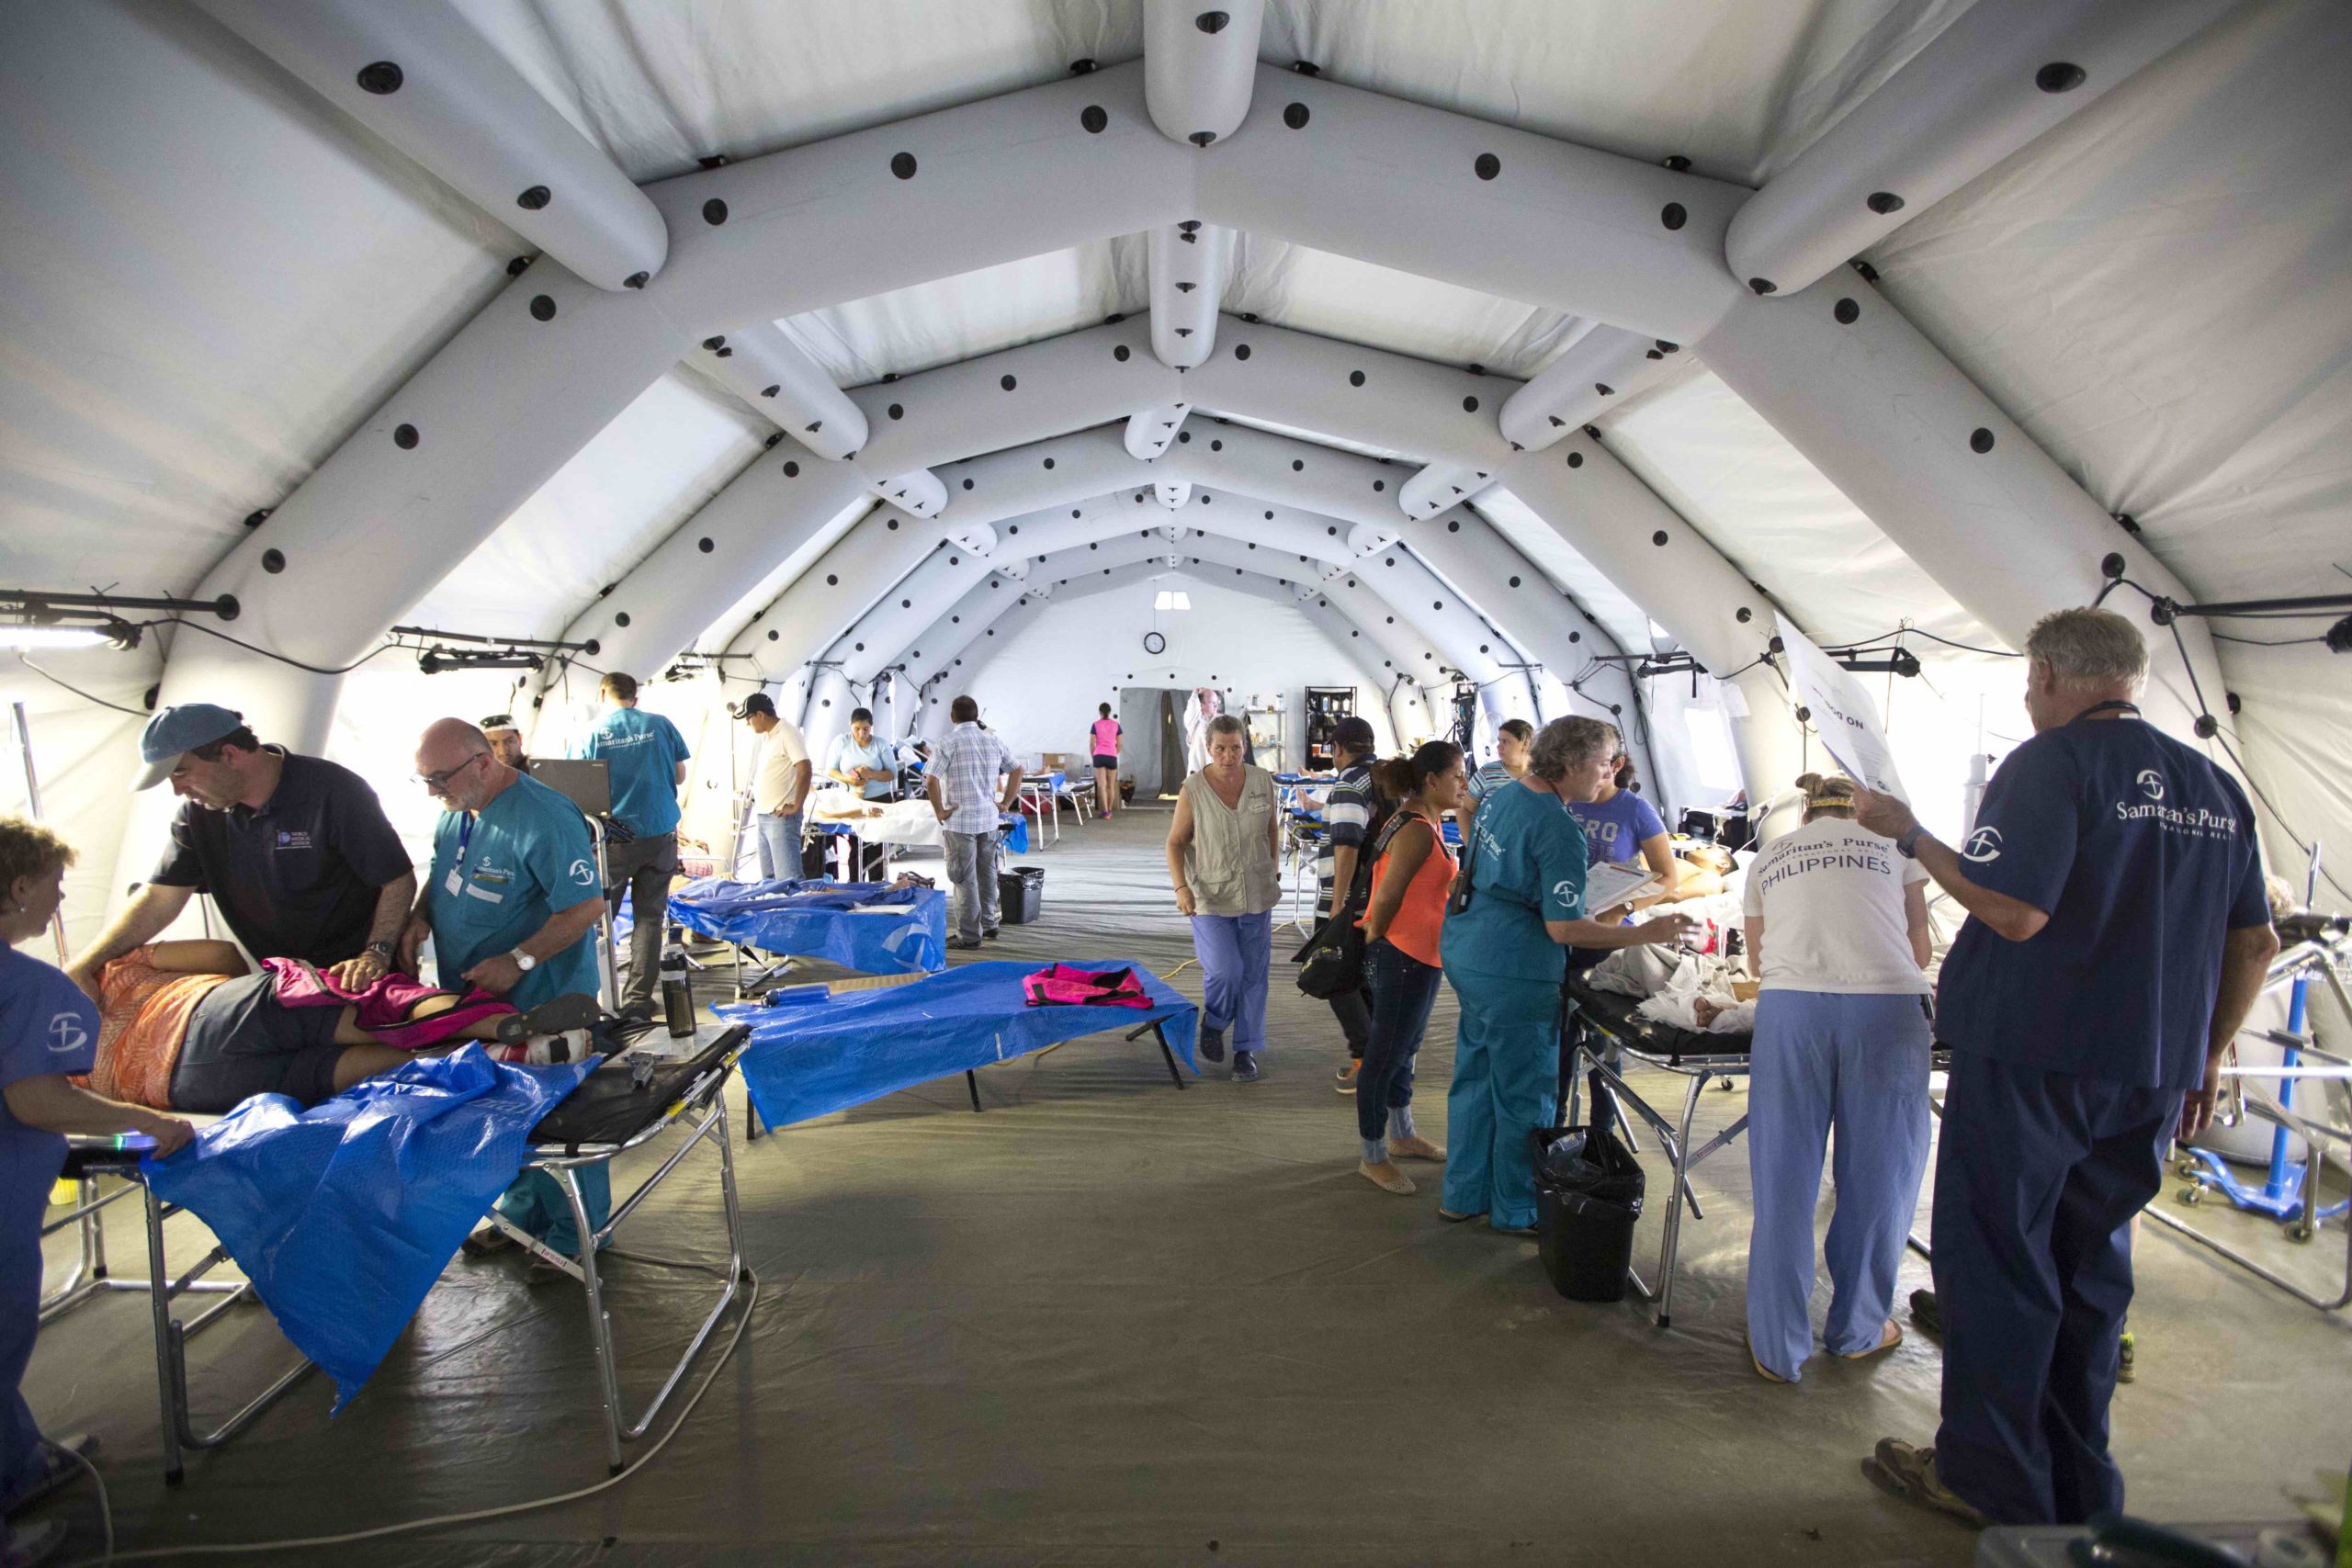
1388, 1134, 1447, 1162
1358, 1158, 1417, 1195
1837, 1319, 1904, 1359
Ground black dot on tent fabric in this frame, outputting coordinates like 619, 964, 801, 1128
1283, 103, 1310, 130
1866, 191, 1905, 215
1234, 344, 1251, 360
624, 272, 648, 289
261, 548, 285, 574
614, 612, 631, 627
949, 556, 960, 565
1000, 374, 1017, 390
1748, 277, 1777, 295
1652, 530, 1669, 547
703, 335, 726, 352
888, 404, 903, 420
891, 152, 917, 179
1474, 152, 1501, 181
901, 599, 912, 609
1834, 298, 1860, 325
1265, 511, 1275, 520
888, 518, 899, 530
1348, 369, 1367, 388
1080, 105, 1108, 134
1660, 202, 1687, 231
962, 478, 975, 490
700, 197, 729, 226
2036, 62, 2086, 94
1566, 452, 1584, 468
1462, 396, 1480, 413
1373, 480, 1385, 492
1114, 344, 1132, 362
1736, 606, 1753, 623
1646, 349, 1664, 360
826, 574, 839, 586
1199, 494, 1210, 503
1433, 601, 1443, 610
760, 384, 781, 398
1189, 130, 1217, 147
783, 461, 800, 477
1196, 10, 1229, 32
1970, 427, 1996, 454
1480, 644, 1490, 653
517, 186, 550, 210
356, 61, 403, 95
854, 642, 865, 652
1385, 557, 1396, 567
697, 537, 714, 554
1292, 459, 1305, 471
1178, 431, 1193, 444
768, 630, 780, 641
1509, 576, 1521, 588
1447, 520, 1460, 533
1385, 616, 1394, 625
527, 294, 560, 322
1043, 457, 1056, 468
393, 423, 419, 449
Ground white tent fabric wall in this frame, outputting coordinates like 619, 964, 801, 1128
4, 0, 2348, 946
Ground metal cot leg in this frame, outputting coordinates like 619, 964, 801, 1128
1652, 1072, 1711, 1329
562, 1168, 630, 1475
141, 1184, 186, 1485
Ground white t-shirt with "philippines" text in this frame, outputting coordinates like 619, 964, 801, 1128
1742, 816, 1929, 995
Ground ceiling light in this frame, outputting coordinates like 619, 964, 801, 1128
0, 624, 107, 650
1153, 590, 1192, 612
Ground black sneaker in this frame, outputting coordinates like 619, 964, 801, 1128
1232, 1050, 1260, 1083
982, 928, 1001, 942
1908, 1288, 1943, 1337
1198, 1026, 1226, 1064
946, 936, 982, 951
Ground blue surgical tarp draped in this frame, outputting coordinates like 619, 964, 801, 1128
719, 960, 1198, 1129
142, 1046, 593, 1409
667, 876, 946, 976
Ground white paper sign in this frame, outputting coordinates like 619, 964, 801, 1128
1775, 614, 1907, 802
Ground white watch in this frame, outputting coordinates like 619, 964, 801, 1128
508, 948, 537, 973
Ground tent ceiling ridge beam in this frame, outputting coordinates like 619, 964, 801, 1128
1148, 222, 1233, 367
1497, 327, 1684, 457
1124, 400, 1193, 459
692, 322, 871, 461
721, 502, 942, 685
1142, 0, 1266, 150
1724, 0, 2239, 299
190, 0, 668, 292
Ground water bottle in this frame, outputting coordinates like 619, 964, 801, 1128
660, 933, 694, 1038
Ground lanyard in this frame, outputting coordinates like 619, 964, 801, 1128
2078, 700, 2142, 719
454, 812, 475, 871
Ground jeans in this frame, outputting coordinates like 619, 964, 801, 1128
1358, 939, 1441, 1154
1190, 910, 1272, 1054
1933, 1054, 2176, 1525
753, 811, 804, 882
1440, 969, 1559, 1231
604, 829, 679, 1010
944, 829, 1001, 941
1744, 990, 1932, 1382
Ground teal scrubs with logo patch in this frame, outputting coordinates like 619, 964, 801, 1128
1438, 779, 1589, 1231
578, 707, 692, 839
426, 772, 602, 1009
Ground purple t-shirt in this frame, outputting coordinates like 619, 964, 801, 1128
1567, 790, 1666, 867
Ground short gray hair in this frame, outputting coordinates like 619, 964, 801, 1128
2025, 607, 2148, 689
1528, 716, 1617, 781
1206, 713, 1246, 739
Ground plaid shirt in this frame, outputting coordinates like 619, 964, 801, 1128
935, 722, 1017, 834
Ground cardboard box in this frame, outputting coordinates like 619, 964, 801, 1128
1730, 978, 1760, 1002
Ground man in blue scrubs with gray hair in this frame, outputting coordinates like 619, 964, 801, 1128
1849, 608, 2277, 1528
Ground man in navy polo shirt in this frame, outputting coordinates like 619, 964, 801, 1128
1849, 608, 2277, 1528
66, 705, 415, 998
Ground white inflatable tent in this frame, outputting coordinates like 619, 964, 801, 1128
4, 0, 2347, 950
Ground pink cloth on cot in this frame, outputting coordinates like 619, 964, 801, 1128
263, 958, 516, 1048
1022, 964, 1151, 1010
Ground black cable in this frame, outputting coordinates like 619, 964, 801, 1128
140, 616, 400, 676
1832, 626, 2022, 659
11, 656, 149, 716
2211, 632, 2331, 648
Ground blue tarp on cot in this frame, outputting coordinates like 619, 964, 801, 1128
718, 959, 1198, 1128
142, 1046, 593, 1410
667, 876, 946, 976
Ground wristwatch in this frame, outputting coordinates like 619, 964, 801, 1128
1895, 825, 1928, 860
508, 948, 538, 973
363, 940, 396, 961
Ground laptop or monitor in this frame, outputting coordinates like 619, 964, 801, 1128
528, 758, 612, 818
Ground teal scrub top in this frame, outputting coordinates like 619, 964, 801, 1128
428, 772, 603, 1010
578, 706, 691, 837
1439, 778, 1588, 985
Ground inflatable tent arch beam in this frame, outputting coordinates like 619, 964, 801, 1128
141, 10, 2229, 888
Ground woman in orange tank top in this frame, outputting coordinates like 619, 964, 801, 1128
1351, 741, 1468, 1196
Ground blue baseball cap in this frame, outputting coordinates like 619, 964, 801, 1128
132, 704, 247, 792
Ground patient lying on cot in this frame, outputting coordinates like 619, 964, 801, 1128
84, 942, 596, 1113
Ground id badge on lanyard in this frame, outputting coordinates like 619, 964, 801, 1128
444, 814, 474, 897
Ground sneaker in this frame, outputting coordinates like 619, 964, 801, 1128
1198, 1026, 1226, 1065
1861, 1438, 1987, 1528
1907, 1287, 1943, 1337
1358, 1158, 1416, 1195
0, 1434, 96, 1518
945, 936, 982, 951
1387, 1134, 1447, 1162
460, 1225, 517, 1258
982, 928, 1001, 942
1334, 1059, 1361, 1095
2117, 1328, 2135, 1383
1231, 1051, 1260, 1083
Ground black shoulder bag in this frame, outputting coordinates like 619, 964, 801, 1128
1292, 809, 1419, 999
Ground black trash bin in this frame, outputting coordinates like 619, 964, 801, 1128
997, 864, 1044, 925
1532, 1089, 1645, 1303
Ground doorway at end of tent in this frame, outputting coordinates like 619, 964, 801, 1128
1117, 687, 1190, 803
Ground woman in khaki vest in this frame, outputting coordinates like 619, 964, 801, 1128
1165, 715, 1282, 1081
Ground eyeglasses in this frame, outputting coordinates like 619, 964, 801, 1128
415, 752, 487, 790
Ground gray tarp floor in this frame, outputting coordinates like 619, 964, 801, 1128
26, 805, 2352, 1565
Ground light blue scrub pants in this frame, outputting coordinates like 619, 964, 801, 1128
1745, 989, 1932, 1382
1190, 910, 1272, 1055
1440, 969, 1561, 1231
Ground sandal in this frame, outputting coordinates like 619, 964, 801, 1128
1836, 1319, 1903, 1359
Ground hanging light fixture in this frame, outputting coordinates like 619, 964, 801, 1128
1152, 590, 1192, 612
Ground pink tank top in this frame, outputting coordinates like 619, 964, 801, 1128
1090, 718, 1120, 755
